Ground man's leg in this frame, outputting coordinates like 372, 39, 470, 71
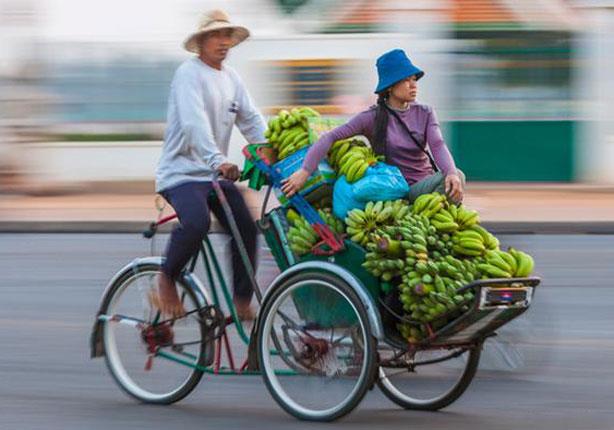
159, 181, 213, 317
407, 170, 466, 203
209, 180, 258, 319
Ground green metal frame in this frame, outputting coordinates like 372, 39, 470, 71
148, 235, 277, 375
156, 350, 295, 376
201, 236, 251, 344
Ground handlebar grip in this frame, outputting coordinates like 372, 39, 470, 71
142, 222, 157, 239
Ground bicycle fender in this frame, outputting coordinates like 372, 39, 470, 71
261, 261, 385, 340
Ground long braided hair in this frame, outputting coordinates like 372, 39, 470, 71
372, 92, 389, 158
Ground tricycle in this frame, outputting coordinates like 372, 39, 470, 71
90, 143, 540, 421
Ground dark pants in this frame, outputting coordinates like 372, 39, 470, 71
160, 180, 258, 301
407, 170, 466, 204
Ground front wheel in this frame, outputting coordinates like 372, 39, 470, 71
101, 262, 209, 404
257, 271, 378, 422
377, 342, 482, 410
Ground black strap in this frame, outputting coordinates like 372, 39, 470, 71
385, 105, 439, 173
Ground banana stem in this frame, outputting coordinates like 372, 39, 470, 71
377, 237, 404, 258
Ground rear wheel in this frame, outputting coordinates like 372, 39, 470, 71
101, 262, 208, 404
377, 342, 482, 410
257, 271, 377, 421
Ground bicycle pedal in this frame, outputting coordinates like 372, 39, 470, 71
198, 305, 225, 366
199, 305, 225, 331
144, 354, 154, 371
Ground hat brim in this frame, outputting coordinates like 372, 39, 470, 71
375, 69, 425, 94
183, 23, 250, 53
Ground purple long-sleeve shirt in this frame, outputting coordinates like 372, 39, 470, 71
303, 103, 457, 185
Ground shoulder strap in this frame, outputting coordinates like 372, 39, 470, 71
385, 105, 439, 173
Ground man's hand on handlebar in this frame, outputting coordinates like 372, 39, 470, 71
218, 162, 240, 182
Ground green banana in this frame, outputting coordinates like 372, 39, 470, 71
498, 251, 517, 274
477, 263, 511, 278
412, 194, 433, 214
457, 230, 483, 242
486, 250, 512, 273
459, 239, 485, 252
349, 161, 369, 183
345, 160, 363, 183
514, 251, 534, 277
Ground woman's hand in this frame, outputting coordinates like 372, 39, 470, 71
444, 173, 463, 203
281, 168, 310, 197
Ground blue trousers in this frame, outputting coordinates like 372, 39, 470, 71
160, 180, 258, 301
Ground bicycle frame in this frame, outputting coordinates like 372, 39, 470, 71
137, 178, 295, 376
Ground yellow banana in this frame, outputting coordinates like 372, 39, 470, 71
337, 150, 360, 171
352, 161, 369, 182
340, 153, 363, 176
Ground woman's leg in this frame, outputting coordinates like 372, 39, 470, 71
407, 170, 466, 203
407, 172, 445, 202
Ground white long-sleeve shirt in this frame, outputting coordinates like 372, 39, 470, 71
156, 57, 266, 192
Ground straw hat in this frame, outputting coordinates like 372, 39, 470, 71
183, 9, 250, 53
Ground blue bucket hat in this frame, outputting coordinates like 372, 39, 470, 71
375, 49, 424, 94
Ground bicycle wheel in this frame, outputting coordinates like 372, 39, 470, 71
377, 342, 482, 410
101, 262, 208, 404
257, 272, 377, 422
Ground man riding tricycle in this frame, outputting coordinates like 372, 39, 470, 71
90, 8, 540, 422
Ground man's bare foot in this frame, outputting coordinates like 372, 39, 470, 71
149, 273, 186, 319
233, 297, 255, 321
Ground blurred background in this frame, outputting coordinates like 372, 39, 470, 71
1, 0, 614, 193
1, 3, 614, 429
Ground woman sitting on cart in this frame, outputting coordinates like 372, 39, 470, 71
282, 49, 464, 203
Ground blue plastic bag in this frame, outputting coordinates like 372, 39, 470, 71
333, 163, 410, 219
352, 164, 409, 201
332, 175, 363, 219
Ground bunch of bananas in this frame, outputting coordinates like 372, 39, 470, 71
396, 253, 478, 341
264, 107, 320, 160
362, 234, 421, 282
327, 139, 383, 183
450, 204, 480, 230
411, 192, 448, 218
358, 205, 431, 282
287, 215, 319, 256
400, 256, 477, 314
345, 200, 412, 247
476, 248, 534, 278
412, 192, 480, 232
343, 192, 537, 343
286, 208, 344, 256
450, 225, 498, 257
327, 138, 364, 170
508, 248, 535, 277
411, 193, 493, 259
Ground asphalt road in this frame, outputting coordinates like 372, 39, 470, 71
0, 233, 613, 430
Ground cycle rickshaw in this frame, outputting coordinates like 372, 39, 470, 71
90, 143, 540, 421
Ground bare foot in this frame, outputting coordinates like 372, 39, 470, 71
150, 273, 186, 319
233, 297, 255, 321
